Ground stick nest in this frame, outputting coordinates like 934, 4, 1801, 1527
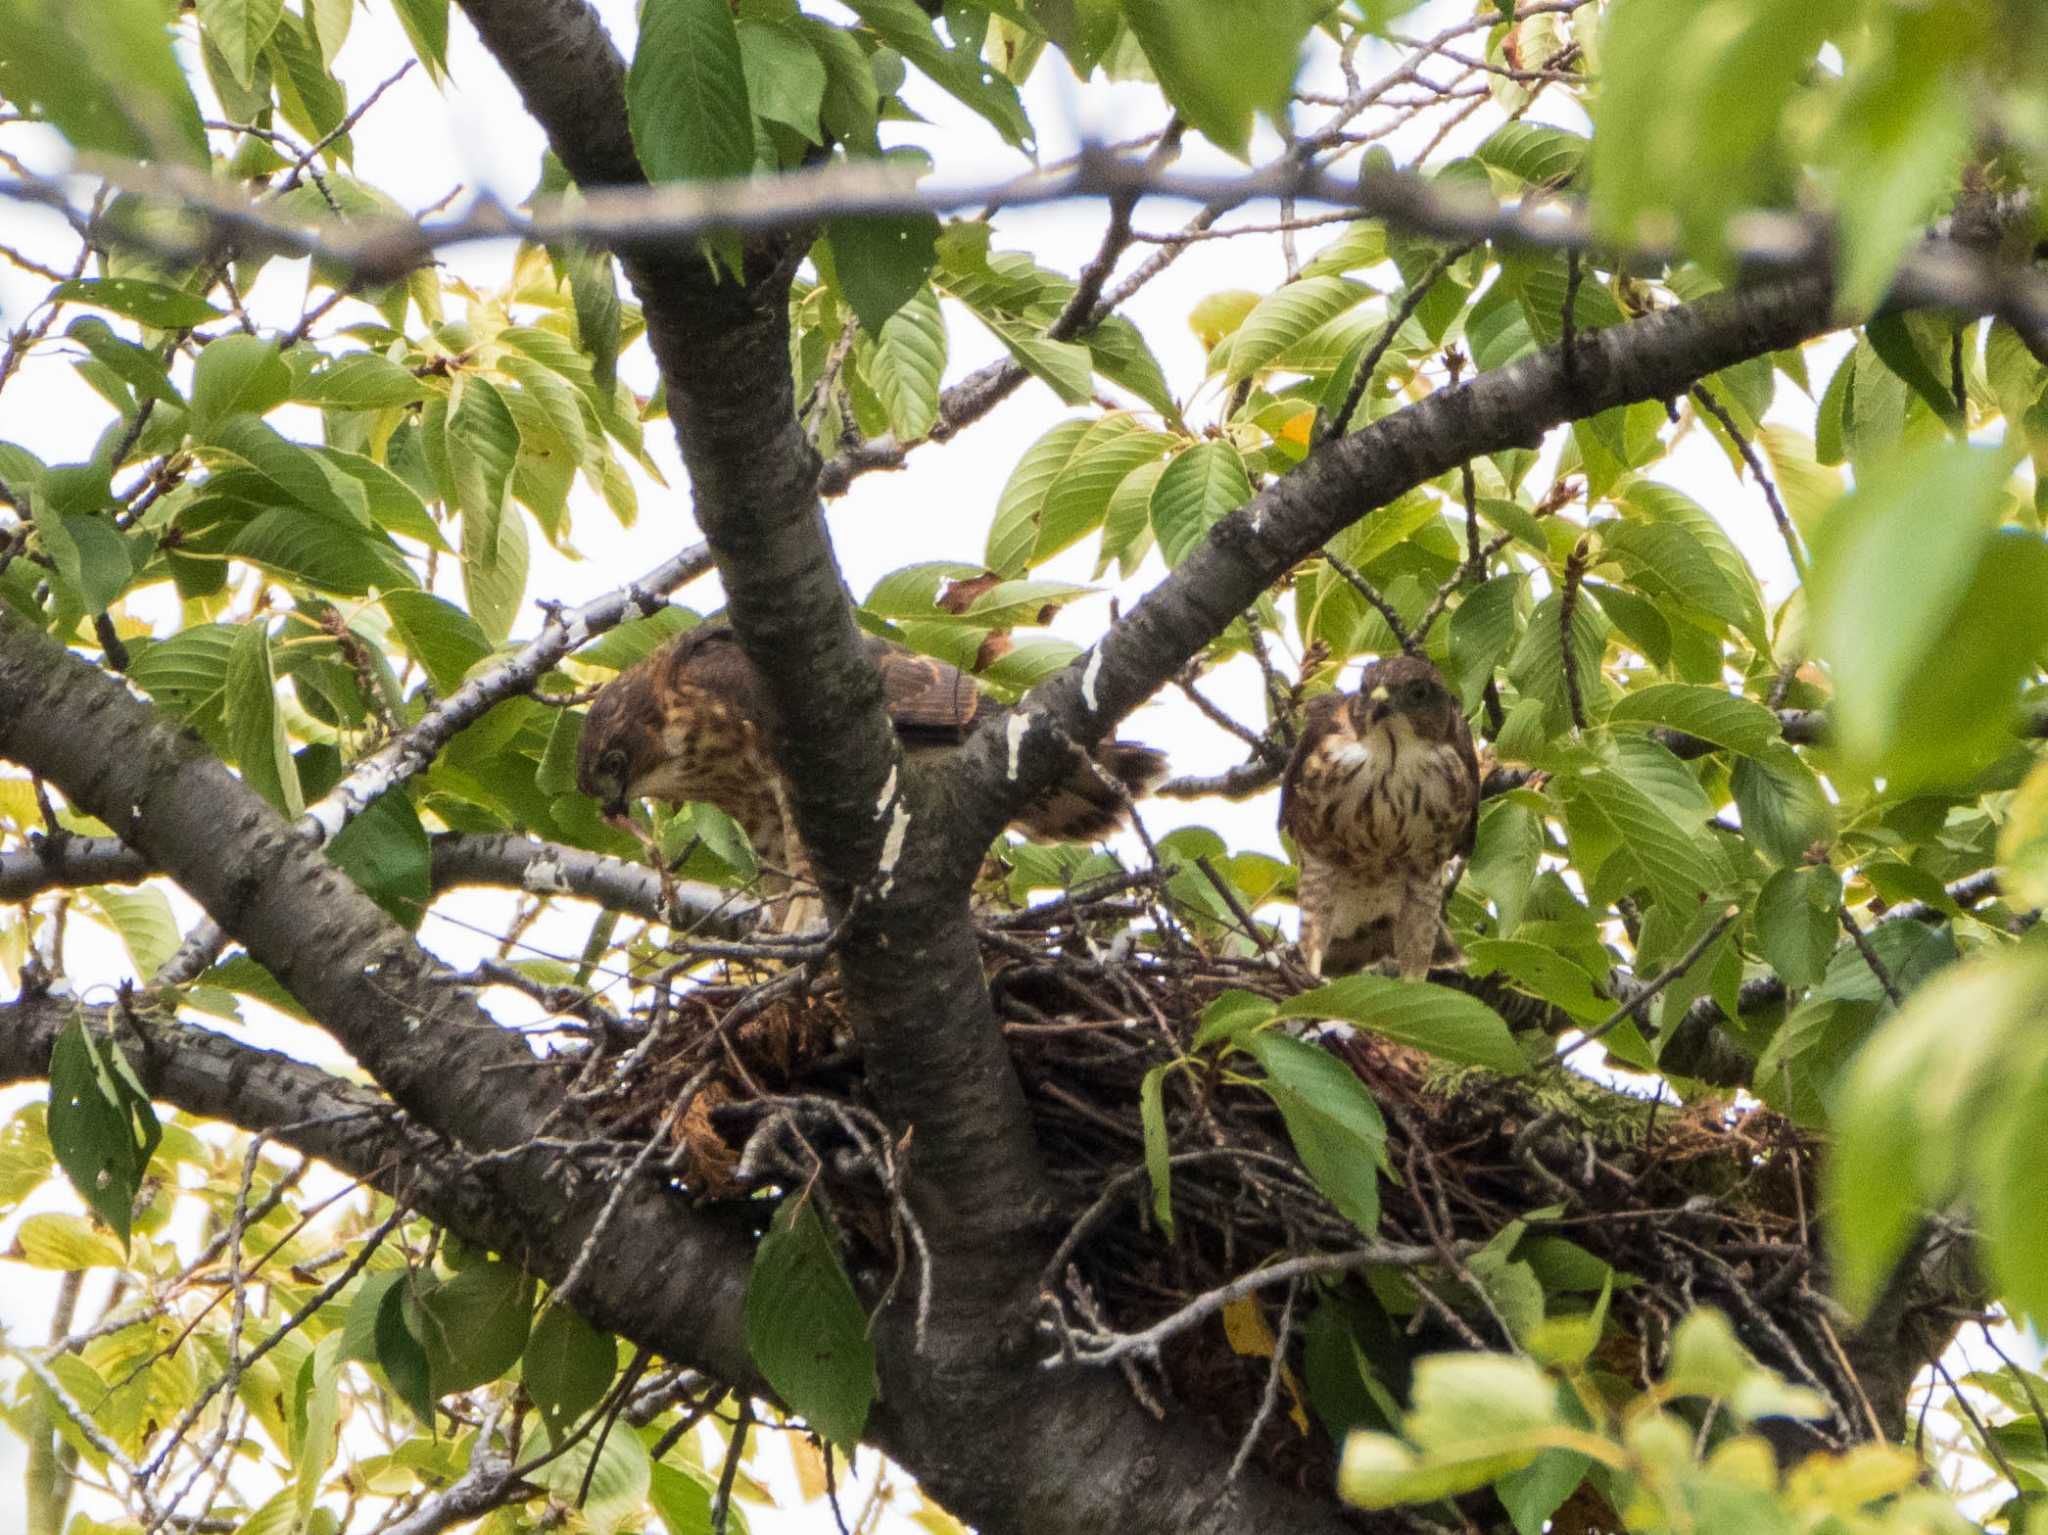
576, 882, 1964, 1493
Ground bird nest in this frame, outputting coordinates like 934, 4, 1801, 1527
575, 877, 1963, 1492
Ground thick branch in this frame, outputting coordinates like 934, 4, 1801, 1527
454, 0, 1054, 1284
0, 993, 759, 1388
0, 609, 755, 1384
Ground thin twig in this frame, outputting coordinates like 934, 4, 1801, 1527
1839, 906, 1904, 1007
1548, 904, 1740, 1068
1690, 382, 1805, 577
1558, 536, 1591, 732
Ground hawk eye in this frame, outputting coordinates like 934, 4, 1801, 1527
600, 747, 629, 779
1403, 679, 1432, 704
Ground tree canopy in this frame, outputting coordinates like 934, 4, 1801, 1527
2, 2, 2048, 1533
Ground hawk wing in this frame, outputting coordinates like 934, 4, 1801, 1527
863, 636, 983, 745
1278, 690, 1351, 842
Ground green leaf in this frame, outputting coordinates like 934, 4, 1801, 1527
864, 284, 946, 440
980, 313, 1094, 404
986, 418, 1093, 576
528, 1419, 651, 1535
1826, 952, 2048, 1313
229, 507, 418, 596
81, 886, 180, 978
1222, 277, 1372, 385
190, 335, 293, 442
326, 789, 431, 928
380, 593, 487, 695
628, 0, 753, 185
1140, 1062, 1174, 1239
1998, 758, 2048, 911
390, 0, 449, 77
1082, 315, 1180, 424
0, 0, 209, 165
374, 1276, 436, 1425
293, 1336, 344, 1522
1445, 572, 1519, 707
827, 213, 942, 335
1244, 1030, 1385, 1237
1115, 0, 1314, 157
1606, 684, 1782, 756
1150, 440, 1251, 566
690, 802, 758, 881
226, 621, 303, 816
738, 16, 825, 141
1097, 455, 1166, 578
416, 1262, 532, 1395
842, 0, 1033, 147
523, 1302, 618, 1441
1753, 865, 1840, 991
1037, 420, 1173, 566
1568, 768, 1716, 912
296, 352, 428, 411
66, 317, 180, 407
1809, 441, 2037, 784
651, 1461, 748, 1535
1463, 940, 1608, 1025
197, 0, 283, 89
745, 1193, 877, 1448
1474, 122, 1587, 190
1822, 12, 1974, 316
37, 511, 132, 615
14, 1210, 127, 1269
1276, 975, 1525, 1073
46, 1016, 162, 1251
126, 623, 239, 737
49, 278, 223, 330
1864, 313, 1961, 428
1730, 746, 1833, 867
1191, 988, 1278, 1052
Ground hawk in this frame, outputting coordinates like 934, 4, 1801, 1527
1279, 654, 1480, 979
576, 623, 1169, 921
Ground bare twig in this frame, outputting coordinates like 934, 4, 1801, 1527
1549, 904, 1740, 1069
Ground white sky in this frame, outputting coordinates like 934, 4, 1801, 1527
0, 2, 1834, 1528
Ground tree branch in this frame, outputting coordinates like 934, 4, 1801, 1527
452, 0, 1056, 1288
0, 608, 760, 1384
0, 993, 760, 1390
0, 830, 765, 936
12, 147, 2044, 334
945, 270, 1864, 855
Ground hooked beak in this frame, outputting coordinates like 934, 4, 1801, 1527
1366, 683, 1391, 724
602, 803, 633, 831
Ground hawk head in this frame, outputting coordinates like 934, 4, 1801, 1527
1351, 654, 1461, 743
575, 665, 665, 818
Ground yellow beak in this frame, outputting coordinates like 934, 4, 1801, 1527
1368, 685, 1390, 703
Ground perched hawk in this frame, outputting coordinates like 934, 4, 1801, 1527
576, 623, 1168, 918
1279, 654, 1480, 979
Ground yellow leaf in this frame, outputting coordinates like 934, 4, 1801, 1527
1188, 289, 1260, 350
1220, 1295, 1311, 1433
14, 1210, 127, 1269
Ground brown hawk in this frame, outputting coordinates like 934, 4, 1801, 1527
1279, 654, 1480, 979
576, 623, 1168, 921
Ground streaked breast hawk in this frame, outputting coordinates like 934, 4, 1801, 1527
576, 623, 1168, 920
1279, 654, 1480, 979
